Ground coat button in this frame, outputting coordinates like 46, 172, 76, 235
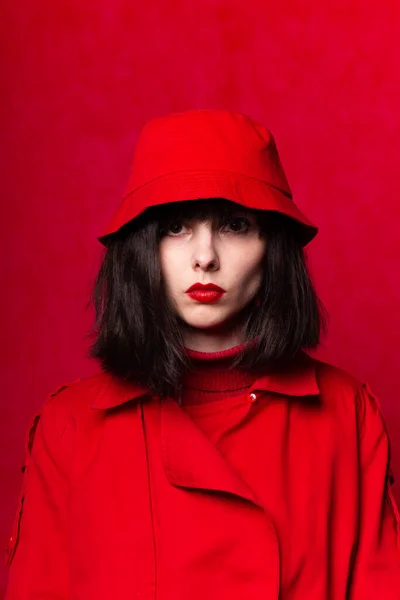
248, 392, 258, 403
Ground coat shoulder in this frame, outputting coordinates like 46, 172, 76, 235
28, 373, 115, 471
311, 357, 363, 395
31, 372, 112, 436
307, 357, 389, 439
48, 371, 112, 403
42, 371, 113, 422
308, 356, 368, 423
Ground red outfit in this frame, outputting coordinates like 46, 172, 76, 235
5, 348, 400, 599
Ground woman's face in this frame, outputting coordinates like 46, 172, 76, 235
159, 202, 267, 350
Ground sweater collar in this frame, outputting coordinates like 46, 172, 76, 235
181, 343, 256, 403
91, 349, 320, 409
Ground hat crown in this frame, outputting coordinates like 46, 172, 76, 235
125, 110, 291, 197
99, 109, 318, 247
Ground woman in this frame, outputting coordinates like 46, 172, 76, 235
6, 110, 400, 599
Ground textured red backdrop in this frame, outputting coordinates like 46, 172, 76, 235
1, 1, 400, 594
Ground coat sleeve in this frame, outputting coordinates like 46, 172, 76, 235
350, 381, 400, 599
5, 386, 74, 599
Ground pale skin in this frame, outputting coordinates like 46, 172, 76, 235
159, 208, 267, 352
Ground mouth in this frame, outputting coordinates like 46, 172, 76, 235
185, 283, 226, 293
185, 283, 226, 304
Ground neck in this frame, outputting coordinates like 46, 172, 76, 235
182, 322, 245, 353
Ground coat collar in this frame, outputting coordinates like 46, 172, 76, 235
90, 355, 320, 506
91, 353, 320, 409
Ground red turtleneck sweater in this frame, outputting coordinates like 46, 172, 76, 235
182, 343, 254, 402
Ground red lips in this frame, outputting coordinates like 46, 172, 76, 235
185, 283, 226, 304
185, 283, 226, 293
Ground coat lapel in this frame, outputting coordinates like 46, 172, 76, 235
160, 397, 262, 507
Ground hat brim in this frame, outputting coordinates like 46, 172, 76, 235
99, 170, 318, 247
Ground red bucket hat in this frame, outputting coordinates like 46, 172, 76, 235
99, 109, 318, 246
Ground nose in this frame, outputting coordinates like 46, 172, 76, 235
191, 224, 220, 272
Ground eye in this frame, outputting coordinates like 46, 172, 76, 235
222, 216, 251, 234
161, 219, 188, 236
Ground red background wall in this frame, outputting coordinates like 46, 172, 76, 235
1, 1, 400, 594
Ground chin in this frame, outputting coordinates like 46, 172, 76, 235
187, 321, 225, 331
181, 311, 236, 331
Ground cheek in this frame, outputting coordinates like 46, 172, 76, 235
234, 243, 266, 287
159, 245, 181, 293
159, 246, 171, 289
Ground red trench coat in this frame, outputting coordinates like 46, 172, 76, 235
5, 357, 400, 599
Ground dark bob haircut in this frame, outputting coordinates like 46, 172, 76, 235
89, 198, 328, 401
